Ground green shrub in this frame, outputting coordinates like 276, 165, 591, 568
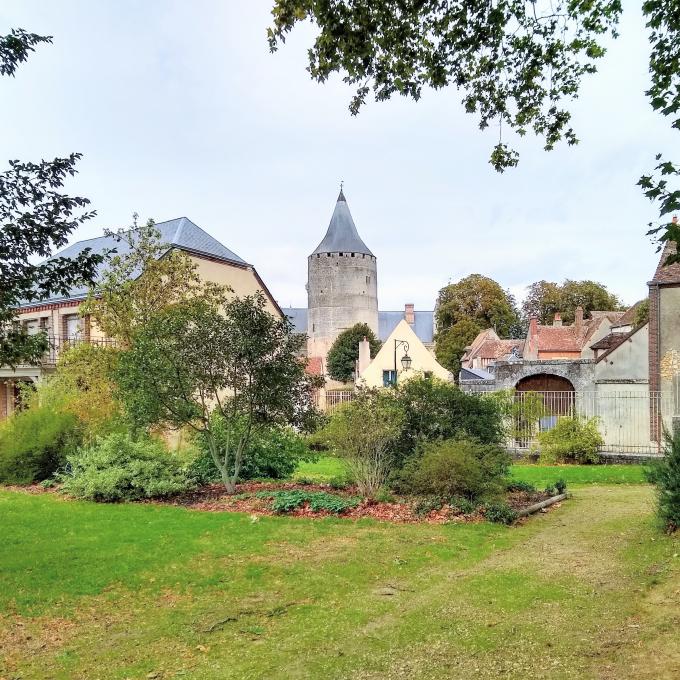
60, 433, 192, 502
255, 490, 359, 514
484, 502, 518, 525
0, 406, 79, 485
554, 478, 567, 495
190, 422, 315, 484
506, 480, 537, 493
413, 495, 446, 517
391, 377, 505, 468
395, 437, 510, 502
450, 496, 476, 514
537, 417, 603, 464
646, 432, 680, 532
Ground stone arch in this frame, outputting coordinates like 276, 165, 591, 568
516, 373, 575, 417
515, 373, 575, 392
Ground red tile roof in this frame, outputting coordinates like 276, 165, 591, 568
535, 326, 582, 353
305, 356, 324, 376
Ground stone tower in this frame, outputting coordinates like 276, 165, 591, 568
307, 188, 379, 359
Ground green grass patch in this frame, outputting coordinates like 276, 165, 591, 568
293, 455, 347, 481
296, 457, 648, 488
0, 486, 678, 680
510, 463, 647, 487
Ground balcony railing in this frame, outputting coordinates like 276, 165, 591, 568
22, 335, 117, 367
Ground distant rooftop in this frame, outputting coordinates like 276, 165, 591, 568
282, 308, 434, 344
20, 217, 249, 308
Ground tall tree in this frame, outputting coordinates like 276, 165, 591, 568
434, 274, 518, 378
115, 293, 320, 493
522, 279, 623, 324
0, 29, 101, 366
326, 322, 382, 383
436, 274, 519, 337
269, 2, 680, 254
434, 317, 482, 377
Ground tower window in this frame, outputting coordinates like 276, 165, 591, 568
312, 323, 315, 332
327, 253, 331, 257
351, 253, 355, 257
366, 276, 370, 284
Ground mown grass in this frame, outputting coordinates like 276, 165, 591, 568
0, 485, 678, 679
296, 455, 648, 487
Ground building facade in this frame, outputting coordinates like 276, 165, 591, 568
0, 217, 281, 420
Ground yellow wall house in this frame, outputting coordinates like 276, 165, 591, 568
357, 319, 452, 388
0, 217, 282, 420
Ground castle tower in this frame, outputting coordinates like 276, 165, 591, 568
307, 188, 379, 359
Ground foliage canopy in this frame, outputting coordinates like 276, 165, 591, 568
326, 322, 382, 383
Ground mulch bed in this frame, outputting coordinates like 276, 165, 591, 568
2, 482, 562, 524
163, 482, 558, 524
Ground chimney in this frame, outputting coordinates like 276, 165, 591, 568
553, 313, 562, 327
526, 316, 539, 360
575, 306, 584, 333
404, 303, 415, 325
357, 336, 371, 379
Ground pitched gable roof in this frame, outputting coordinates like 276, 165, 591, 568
21, 217, 250, 308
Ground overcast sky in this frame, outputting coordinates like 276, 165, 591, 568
2, 1, 676, 312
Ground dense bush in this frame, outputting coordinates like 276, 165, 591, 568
60, 433, 192, 502
506, 479, 537, 493
391, 377, 505, 468
0, 406, 79, 484
395, 437, 510, 501
647, 432, 680, 533
189, 422, 315, 484
254, 490, 360, 514
537, 417, 603, 464
484, 502, 518, 525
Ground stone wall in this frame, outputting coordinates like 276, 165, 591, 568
307, 251, 378, 356
493, 359, 596, 392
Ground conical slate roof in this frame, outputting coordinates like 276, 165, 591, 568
311, 189, 374, 256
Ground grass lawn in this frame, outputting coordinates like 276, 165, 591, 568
296, 455, 649, 487
1, 486, 679, 679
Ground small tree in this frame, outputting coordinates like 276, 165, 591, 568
434, 317, 482, 377
326, 322, 382, 383
318, 390, 404, 497
647, 432, 680, 533
115, 293, 320, 493
82, 217, 226, 346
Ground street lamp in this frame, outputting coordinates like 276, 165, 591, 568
394, 339, 412, 384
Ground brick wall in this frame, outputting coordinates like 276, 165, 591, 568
648, 284, 661, 440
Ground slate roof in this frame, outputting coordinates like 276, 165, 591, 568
281, 308, 435, 344
378, 311, 434, 343
311, 190, 374, 256
590, 332, 629, 352
21, 217, 248, 307
460, 367, 495, 381
650, 241, 680, 284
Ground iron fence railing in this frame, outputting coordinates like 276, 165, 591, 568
461, 386, 674, 454
28, 335, 117, 367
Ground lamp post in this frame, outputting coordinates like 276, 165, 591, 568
393, 339, 412, 384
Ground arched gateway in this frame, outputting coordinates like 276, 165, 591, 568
515, 373, 575, 417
